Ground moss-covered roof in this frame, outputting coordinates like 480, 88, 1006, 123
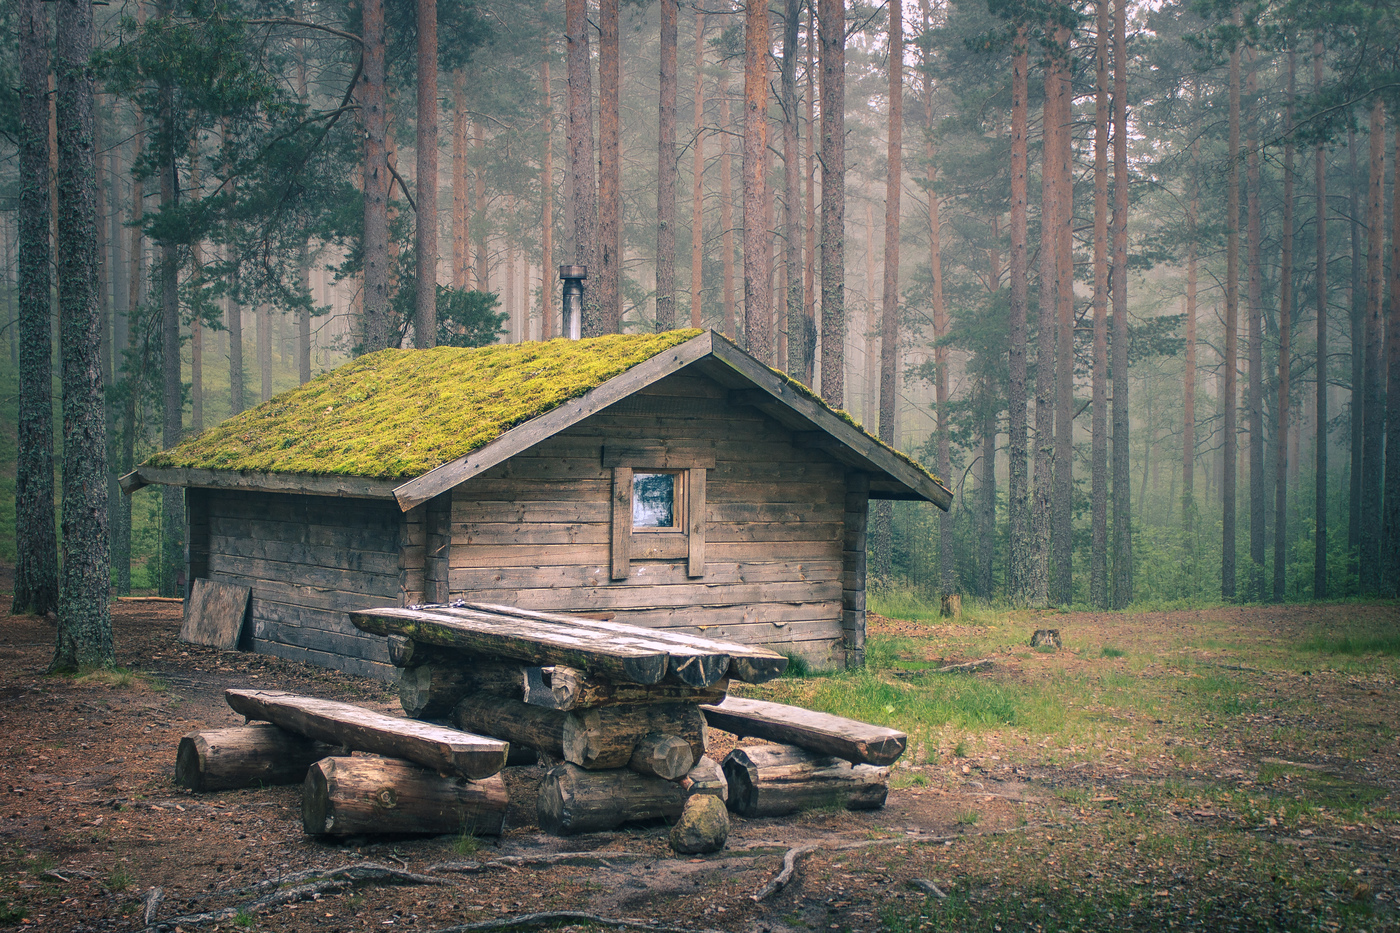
147, 331, 703, 480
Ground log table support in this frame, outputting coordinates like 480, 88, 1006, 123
722, 744, 890, 817
537, 763, 686, 835
175, 724, 342, 792
303, 756, 508, 837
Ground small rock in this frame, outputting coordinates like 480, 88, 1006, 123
669, 794, 729, 855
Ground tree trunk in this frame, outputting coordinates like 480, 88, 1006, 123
1274, 50, 1295, 601
414, 0, 438, 348
158, 55, 183, 599
360, 0, 391, 352
52, 0, 112, 667
1032, 22, 1061, 608
1384, 121, 1400, 595
782, 0, 804, 376
176, 724, 341, 792
1109, 0, 1131, 607
294, 22, 311, 381
1006, 26, 1030, 605
1184, 78, 1200, 554
597, 0, 621, 332
116, 125, 145, 597
872, 1, 903, 581
1359, 99, 1385, 593
1050, 17, 1075, 605
818, 0, 846, 407
1348, 127, 1362, 566
474, 119, 488, 291
257, 303, 271, 402
1314, 41, 1327, 599
742, 0, 773, 361
1090, 0, 1109, 608
453, 70, 468, 290
189, 150, 205, 427
690, 12, 707, 329
803, 5, 817, 387
656, 0, 678, 331
978, 388, 996, 598
13, 0, 59, 618
1245, 51, 1265, 599
566, 0, 599, 334
540, 51, 554, 338
1221, 31, 1241, 600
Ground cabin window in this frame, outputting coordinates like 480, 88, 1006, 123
604, 448, 714, 582
632, 471, 679, 529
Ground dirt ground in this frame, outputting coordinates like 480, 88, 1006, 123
1, 599, 1397, 933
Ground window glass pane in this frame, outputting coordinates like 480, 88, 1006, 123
632, 472, 676, 528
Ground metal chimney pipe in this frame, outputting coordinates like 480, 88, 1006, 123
559, 265, 586, 340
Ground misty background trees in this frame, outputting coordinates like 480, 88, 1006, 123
0, 0, 1397, 647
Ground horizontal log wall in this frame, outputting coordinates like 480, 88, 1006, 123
201, 490, 401, 680
449, 373, 851, 667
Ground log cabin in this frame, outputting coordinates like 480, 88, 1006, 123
123, 329, 952, 681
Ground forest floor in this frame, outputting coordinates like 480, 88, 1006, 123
0, 596, 1397, 932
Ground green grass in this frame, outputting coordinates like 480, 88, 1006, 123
1101, 646, 1126, 658
107, 865, 133, 893
1301, 632, 1400, 656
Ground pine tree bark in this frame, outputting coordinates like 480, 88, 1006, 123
782, 0, 804, 376
474, 119, 488, 290
598, 0, 621, 333
453, 70, 468, 291
117, 125, 145, 596
1383, 121, 1400, 595
690, 11, 707, 329
1273, 50, 1295, 601
818, 0, 845, 407
1050, 16, 1075, 605
1313, 40, 1327, 598
257, 303, 271, 402
360, 0, 392, 351
541, 49, 554, 338
1245, 51, 1265, 599
158, 36, 183, 599
1222, 30, 1241, 601
803, 6, 817, 387
1090, 0, 1110, 608
1109, 0, 1131, 607
1359, 99, 1385, 593
52, 0, 112, 668
415, 0, 438, 348
719, 71, 737, 341
978, 384, 997, 597
1032, 20, 1062, 608
926, 0, 955, 596
14, 0, 59, 617
1006, 27, 1030, 605
656, 0, 678, 331
1347, 128, 1362, 569
189, 149, 205, 423
566, 0, 600, 334
294, 21, 311, 380
872, 0, 903, 581
743, 0, 773, 362
1184, 78, 1200, 553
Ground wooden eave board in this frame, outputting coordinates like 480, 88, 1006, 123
120, 465, 400, 500
460, 602, 787, 684
700, 696, 908, 766
224, 688, 508, 779
180, 579, 251, 649
349, 605, 673, 685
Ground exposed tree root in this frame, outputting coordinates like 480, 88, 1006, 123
751, 844, 817, 901
429, 911, 723, 933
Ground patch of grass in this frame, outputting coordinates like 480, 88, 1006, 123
869, 588, 946, 624
780, 652, 810, 679
233, 908, 255, 928
0, 904, 28, 925
452, 832, 481, 857
1301, 632, 1400, 656
71, 667, 147, 690
954, 810, 980, 825
1101, 646, 1126, 658
107, 865, 133, 893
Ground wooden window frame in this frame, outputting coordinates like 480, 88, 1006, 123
605, 447, 712, 581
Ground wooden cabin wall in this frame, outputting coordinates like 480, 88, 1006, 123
196, 489, 400, 680
447, 373, 857, 667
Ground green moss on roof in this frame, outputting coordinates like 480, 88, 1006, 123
147, 331, 703, 480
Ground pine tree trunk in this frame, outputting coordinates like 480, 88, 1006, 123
1313, 41, 1327, 599
1245, 52, 1265, 599
52, 0, 112, 668
925, 0, 955, 597
1184, 79, 1200, 553
690, 11, 707, 329
743, 0, 773, 362
718, 73, 738, 342
1109, 0, 1131, 607
598, 0, 621, 333
474, 119, 488, 291
872, 1, 902, 580
978, 386, 996, 598
803, 6, 817, 387
1050, 18, 1075, 605
295, 23, 311, 380
1383, 121, 1400, 596
360, 0, 391, 351
453, 70, 468, 291
541, 51, 554, 338
1348, 128, 1362, 564
566, 0, 599, 334
656, 0, 678, 332
1273, 50, 1295, 602
414, 0, 438, 348
782, 0, 804, 376
158, 64, 183, 599
14, 0, 59, 617
1006, 27, 1030, 605
1090, 0, 1109, 608
1359, 99, 1385, 593
1222, 32, 1241, 601
189, 150, 205, 427
1032, 23, 1061, 608
818, 0, 845, 407
116, 124, 145, 597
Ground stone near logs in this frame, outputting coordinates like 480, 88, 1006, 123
302, 756, 508, 837
722, 744, 889, 818
669, 793, 729, 854
537, 763, 686, 836
628, 733, 695, 780
175, 724, 341, 792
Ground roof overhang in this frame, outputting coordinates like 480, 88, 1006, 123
121, 331, 953, 512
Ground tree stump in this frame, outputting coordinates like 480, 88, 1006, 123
175, 724, 341, 792
722, 744, 889, 818
1030, 629, 1062, 648
940, 593, 962, 618
302, 756, 508, 837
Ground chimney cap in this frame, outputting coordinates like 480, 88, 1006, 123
558, 265, 588, 280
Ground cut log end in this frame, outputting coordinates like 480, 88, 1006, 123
629, 733, 696, 780
175, 724, 339, 793
722, 744, 889, 818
